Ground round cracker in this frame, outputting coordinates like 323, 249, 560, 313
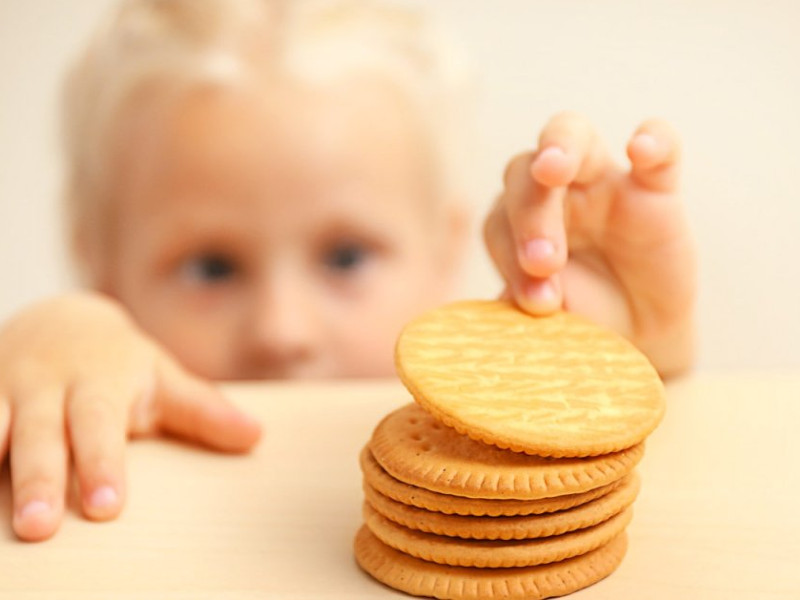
395, 300, 665, 457
369, 403, 644, 500
363, 503, 633, 568
360, 447, 625, 516
354, 526, 628, 600
363, 472, 639, 540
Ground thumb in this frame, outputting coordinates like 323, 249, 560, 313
152, 359, 262, 453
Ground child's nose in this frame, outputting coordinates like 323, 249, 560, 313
242, 275, 321, 374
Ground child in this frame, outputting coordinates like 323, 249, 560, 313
0, 0, 695, 542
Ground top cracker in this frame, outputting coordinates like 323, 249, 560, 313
394, 300, 665, 457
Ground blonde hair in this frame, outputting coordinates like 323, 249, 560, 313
61, 0, 473, 270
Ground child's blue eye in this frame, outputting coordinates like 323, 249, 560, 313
324, 243, 369, 273
181, 254, 237, 283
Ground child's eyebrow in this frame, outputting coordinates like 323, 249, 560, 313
308, 200, 414, 236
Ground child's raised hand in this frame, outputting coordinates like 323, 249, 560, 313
484, 112, 697, 376
0, 293, 261, 541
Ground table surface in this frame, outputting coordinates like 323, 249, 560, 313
1, 372, 799, 599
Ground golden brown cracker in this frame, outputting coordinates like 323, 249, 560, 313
354, 525, 628, 600
395, 300, 665, 457
360, 447, 625, 516
369, 403, 644, 500
363, 472, 639, 540
363, 503, 633, 568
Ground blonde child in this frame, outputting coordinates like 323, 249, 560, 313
0, 0, 695, 542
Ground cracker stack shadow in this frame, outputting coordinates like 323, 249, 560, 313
353, 300, 666, 600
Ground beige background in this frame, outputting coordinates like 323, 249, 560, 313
1, 0, 798, 370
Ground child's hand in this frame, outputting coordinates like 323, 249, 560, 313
484, 112, 697, 376
0, 292, 261, 541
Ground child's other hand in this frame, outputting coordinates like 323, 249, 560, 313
0, 293, 261, 541
484, 112, 697, 376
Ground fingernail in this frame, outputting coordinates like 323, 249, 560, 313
19, 500, 51, 519
536, 146, 566, 164
632, 133, 659, 155
89, 486, 119, 509
525, 279, 558, 304
531, 146, 571, 186
524, 238, 556, 263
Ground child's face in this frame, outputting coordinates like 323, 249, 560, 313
99, 79, 465, 380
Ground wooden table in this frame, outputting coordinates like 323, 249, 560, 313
0, 372, 798, 599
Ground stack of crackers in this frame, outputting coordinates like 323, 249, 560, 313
354, 300, 665, 600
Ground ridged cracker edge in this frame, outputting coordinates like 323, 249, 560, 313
354, 525, 628, 600
363, 472, 640, 540
359, 446, 628, 516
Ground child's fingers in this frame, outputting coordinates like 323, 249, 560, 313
66, 383, 127, 521
10, 388, 67, 542
532, 111, 612, 188
626, 119, 682, 192
484, 200, 563, 315
156, 360, 262, 453
503, 152, 568, 279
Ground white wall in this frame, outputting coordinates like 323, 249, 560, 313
1, 1, 799, 370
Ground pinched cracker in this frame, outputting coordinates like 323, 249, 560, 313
395, 300, 665, 457
360, 447, 625, 517
363, 472, 639, 540
363, 503, 633, 568
369, 403, 643, 500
